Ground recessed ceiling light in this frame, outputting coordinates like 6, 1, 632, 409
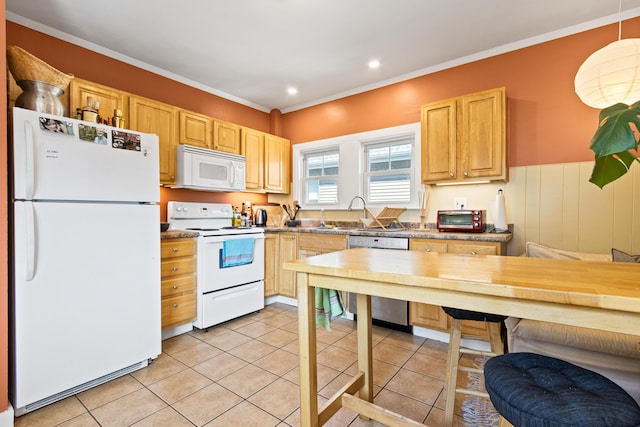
287, 87, 298, 95
368, 60, 380, 69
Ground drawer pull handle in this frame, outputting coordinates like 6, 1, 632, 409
470, 251, 477, 255
425, 248, 431, 252
464, 171, 469, 177
172, 247, 179, 252
172, 285, 178, 289
172, 266, 179, 271
449, 172, 454, 177
172, 304, 178, 308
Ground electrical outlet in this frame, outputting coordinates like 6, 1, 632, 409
454, 197, 467, 210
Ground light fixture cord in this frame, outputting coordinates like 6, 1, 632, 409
618, 0, 622, 40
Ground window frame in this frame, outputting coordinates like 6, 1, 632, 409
301, 148, 340, 206
362, 133, 416, 205
292, 122, 421, 210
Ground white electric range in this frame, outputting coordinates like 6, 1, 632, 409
167, 201, 265, 329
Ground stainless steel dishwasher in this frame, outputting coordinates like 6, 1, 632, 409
347, 235, 411, 332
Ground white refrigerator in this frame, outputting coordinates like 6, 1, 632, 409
11, 107, 162, 416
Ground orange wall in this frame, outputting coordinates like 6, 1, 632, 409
282, 17, 640, 168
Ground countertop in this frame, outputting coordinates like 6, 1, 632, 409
162, 226, 512, 243
161, 230, 200, 240
262, 226, 512, 243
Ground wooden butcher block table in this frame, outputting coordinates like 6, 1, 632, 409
284, 248, 640, 427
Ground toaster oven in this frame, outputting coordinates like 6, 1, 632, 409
437, 210, 486, 232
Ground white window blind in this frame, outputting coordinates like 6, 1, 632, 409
303, 150, 339, 205
364, 136, 413, 203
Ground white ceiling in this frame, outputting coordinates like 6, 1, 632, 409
6, 0, 640, 113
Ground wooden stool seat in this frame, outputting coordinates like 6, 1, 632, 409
442, 307, 507, 427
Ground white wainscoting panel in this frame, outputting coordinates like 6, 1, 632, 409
505, 161, 639, 256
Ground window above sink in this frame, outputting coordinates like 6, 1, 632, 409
292, 122, 422, 211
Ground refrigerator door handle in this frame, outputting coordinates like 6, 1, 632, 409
24, 120, 35, 200
25, 201, 36, 281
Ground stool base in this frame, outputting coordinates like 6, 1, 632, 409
444, 319, 504, 427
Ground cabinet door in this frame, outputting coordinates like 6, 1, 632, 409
129, 96, 178, 184
213, 119, 241, 154
447, 241, 501, 255
409, 239, 448, 253
161, 238, 196, 259
264, 134, 290, 194
264, 233, 279, 297
409, 302, 448, 330
298, 233, 347, 253
241, 127, 265, 191
278, 234, 298, 297
162, 292, 196, 329
421, 99, 457, 183
408, 238, 449, 330
179, 110, 212, 148
70, 78, 128, 124
459, 87, 506, 181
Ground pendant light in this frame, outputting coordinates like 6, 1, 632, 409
574, 1, 640, 108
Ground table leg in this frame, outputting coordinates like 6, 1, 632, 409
297, 273, 318, 427
356, 293, 374, 403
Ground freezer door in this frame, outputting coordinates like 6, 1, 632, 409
12, 201, 161, 409
13, 107, 159, 202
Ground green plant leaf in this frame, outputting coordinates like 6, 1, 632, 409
589, 151, 638, 188
589, 102, 640, 157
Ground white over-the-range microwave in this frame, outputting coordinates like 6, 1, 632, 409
171, 145, 246, 192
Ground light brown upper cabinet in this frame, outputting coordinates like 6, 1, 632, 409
178, 110, 212, 149
421, 87, 506, 184
241, 128, 290, 194
241, 127, 265, 191
264, 134, 290, 193
129, 95, 178, 185
213, 119, 241, 154
70, 78, 129, 124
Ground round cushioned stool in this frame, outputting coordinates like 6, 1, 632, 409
441, 307, 507, 427
484, 352, 640, 427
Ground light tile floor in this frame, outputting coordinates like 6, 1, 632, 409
14, 303, 495, 427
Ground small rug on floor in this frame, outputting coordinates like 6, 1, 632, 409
461, 357, 500, 427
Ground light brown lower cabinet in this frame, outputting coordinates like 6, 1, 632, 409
161, 238, 196, 329
265, 232, 347, 299
257, 233, 299, 298
408, 239, 507, 338
264, 233, 279, 297
277, 233, 299, 298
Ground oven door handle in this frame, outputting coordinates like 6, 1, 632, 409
205, 234, 265, 243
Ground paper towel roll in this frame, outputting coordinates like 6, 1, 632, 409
492, 190, 508, 233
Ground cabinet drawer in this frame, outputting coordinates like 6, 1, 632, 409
161, 239, 196, 258
409, 239, 448, 253
161, 257, 196, 277
161, 274, 196, 298
448, 242, 498, 255
298, 233, 347, 252
161, 293, 196, 329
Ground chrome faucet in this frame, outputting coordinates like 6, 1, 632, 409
348, 196, 367, 228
